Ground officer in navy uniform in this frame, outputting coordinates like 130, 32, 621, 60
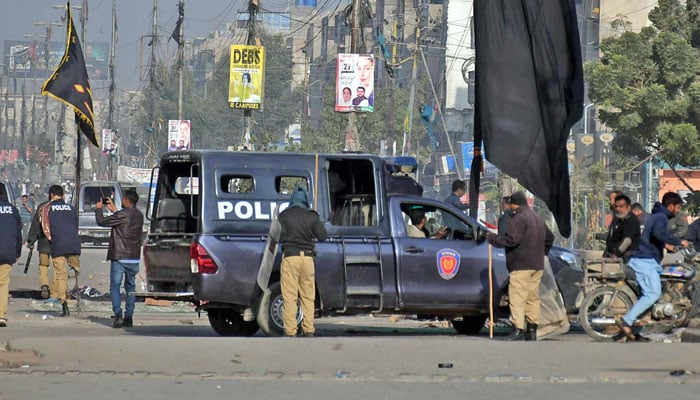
278, 187, 327, 337
0, 191, 22, 327
43, 185, 81, 316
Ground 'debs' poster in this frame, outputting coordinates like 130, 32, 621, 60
335, 53, 375, 113
228, 45, 265, 110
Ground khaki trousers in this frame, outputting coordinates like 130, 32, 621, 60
52, 255, 80, 303
280, 255, 315, 336
0, 264, 10, 320
508, 269, 543, 330
38, 252, 57, 296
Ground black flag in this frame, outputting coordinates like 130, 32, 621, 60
41, 2, 98, 147
472, 0, 584, 237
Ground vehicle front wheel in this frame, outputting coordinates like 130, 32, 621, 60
579, 286, 634, 342
256, 281, 302, 336
207, 308, 259, 336
451, 315, 487, 334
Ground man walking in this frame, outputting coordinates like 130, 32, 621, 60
95, 190, 144, 328
0, 191, 22, 327
19, 194, 33, 241
445, 180, 469, 214
278, 187, 327, 337
617, 192, 688, 341
488, 191, 554, 341
43, 185, 80, 317
27, 192, 54, 299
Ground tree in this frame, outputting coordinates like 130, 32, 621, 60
585, 0, 700, 191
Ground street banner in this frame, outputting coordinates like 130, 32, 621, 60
101, 129, 118, 156
335, 53, 375, 113
228, 45, 265, 110
116, 166, 152, 184
168, 120, 191, 150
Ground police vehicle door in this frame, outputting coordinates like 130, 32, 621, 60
394, 199, 485, 307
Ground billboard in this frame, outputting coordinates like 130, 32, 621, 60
3, 40, 108, 80
335, 53, 375, 113
228, 45, 265, 110
168, 120, 191, 150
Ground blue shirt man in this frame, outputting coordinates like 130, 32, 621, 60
618, 192, 688, 340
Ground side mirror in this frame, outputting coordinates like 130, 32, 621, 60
476, 228, 488, 243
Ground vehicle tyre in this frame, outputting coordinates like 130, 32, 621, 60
451, 315, 487, 335
256, 281, 302, 336
579, 286, 635, 342
207, 308, 259, 336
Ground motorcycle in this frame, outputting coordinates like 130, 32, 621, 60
578, 248, 700, 342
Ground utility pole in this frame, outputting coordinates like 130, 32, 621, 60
176, 0, 184, 120
148, 0, 158, 165
106, 0, 117, 180
402, 1, 420, 157
344, 0, 362, 152
242, 0, 258, 150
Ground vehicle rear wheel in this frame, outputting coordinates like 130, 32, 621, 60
207, 308, 259, 336
256, 281, 302, 336
579, 286, 634, 342
451, 315, 487, 334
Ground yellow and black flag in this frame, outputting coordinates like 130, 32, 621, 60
41, 2, 98, 147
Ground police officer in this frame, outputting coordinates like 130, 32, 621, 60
27, 192, 54, 299
0, 191, 22, 327
43, 185, 81, 316
278, 187, 327, 337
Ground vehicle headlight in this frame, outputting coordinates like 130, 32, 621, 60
557, 251, 579, 270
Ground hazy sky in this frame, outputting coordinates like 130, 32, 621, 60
0, 0, 294, 90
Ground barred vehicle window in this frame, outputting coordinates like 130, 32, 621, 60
221, 175, 254, 194
276, 176, 308, 195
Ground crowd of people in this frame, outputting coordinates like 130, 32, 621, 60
0, 184, 144, 329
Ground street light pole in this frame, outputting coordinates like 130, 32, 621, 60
583, 103, 595, 135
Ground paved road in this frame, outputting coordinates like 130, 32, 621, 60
2, 247, 700, 400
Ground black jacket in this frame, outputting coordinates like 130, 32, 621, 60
0, 200, 22, 264
95, 205, 144, 260
603, 212, 640, 262
27, 200, 51, 254
278, 206, 327, 256
488, 204, 554, 272
47, 199, 81, 257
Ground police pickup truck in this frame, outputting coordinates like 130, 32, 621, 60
143, 150, 512, 336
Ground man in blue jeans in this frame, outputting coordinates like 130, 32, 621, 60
617, 192, 688, 341
95, 190, 144, 328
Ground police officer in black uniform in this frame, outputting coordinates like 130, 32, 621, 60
44, 185, 81, 316
278, 187, 327, 337
0, 191, 22, 327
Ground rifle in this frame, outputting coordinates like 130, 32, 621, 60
23, 246, 33, 274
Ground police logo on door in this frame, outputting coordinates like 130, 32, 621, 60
436, 249, 460, 280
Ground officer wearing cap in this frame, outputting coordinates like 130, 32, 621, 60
0, 190, 22, 327
488, 191, 554, 341
278, 187, 327, 337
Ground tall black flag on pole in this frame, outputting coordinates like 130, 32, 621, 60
471, 0, 584, 237
41, 2, 98, 147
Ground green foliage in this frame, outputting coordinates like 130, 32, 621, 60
585, 0, 700, 175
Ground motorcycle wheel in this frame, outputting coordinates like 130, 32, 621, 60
579, 286, 635, 342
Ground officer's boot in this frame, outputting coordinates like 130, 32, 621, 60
61, 301, 70, 317
525, 322, 538, 341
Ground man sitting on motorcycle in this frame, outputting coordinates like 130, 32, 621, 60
601, 194, 640, 263
617, 192, 689, 341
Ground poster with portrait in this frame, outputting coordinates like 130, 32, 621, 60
335, 53, 375, 113
101, 129, 118, 156
168, 120, 191, 151
228, 45, 265, 110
